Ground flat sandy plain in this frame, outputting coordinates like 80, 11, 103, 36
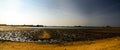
0, 26, 120, 50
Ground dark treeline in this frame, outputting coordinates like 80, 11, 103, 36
0, 24, 44, 27
0, 24, 113, 28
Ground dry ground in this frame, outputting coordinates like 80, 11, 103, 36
0, 37, 120, 50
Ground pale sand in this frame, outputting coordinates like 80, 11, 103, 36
0, 37, 119, 50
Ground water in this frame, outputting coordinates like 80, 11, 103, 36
26, 26, 98, 29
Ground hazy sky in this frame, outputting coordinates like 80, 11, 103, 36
0, 0, 120, 26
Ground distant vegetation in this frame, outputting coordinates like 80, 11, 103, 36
0, 24, 44, 27
0, 24, 82, 27
0, 24, 6, 26
0, 24, 114, 28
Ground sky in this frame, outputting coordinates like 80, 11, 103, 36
0, 0, 120, 26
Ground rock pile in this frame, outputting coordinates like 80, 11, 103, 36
0, 30, 35, 42
0, 29, 60, 43
0, 28, 120, 43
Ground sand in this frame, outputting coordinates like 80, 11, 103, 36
0, 37, 119, 50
